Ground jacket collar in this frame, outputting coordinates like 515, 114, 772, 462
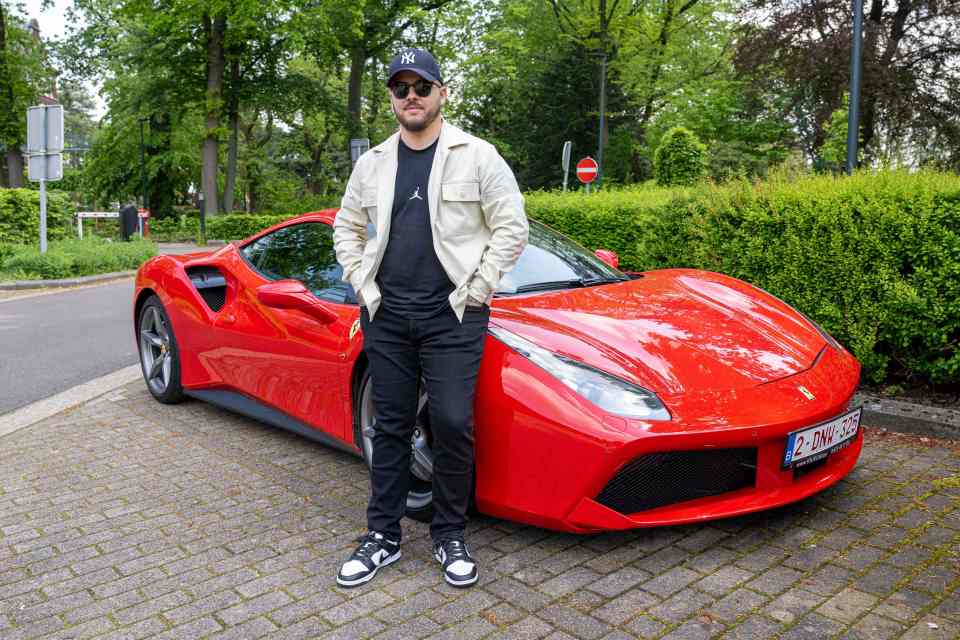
371, 118, 471, 156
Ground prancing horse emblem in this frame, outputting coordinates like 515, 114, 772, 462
798, 386, 816, 401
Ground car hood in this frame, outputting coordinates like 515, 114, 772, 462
489, 269, 825, 398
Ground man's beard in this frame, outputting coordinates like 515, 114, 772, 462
393, 100, 441, 132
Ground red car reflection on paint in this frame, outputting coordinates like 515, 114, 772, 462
133, 209, 862, 532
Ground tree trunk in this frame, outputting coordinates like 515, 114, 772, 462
147, 112, 175, 219
347, 45, 366, 141
202, 13, 226, 216
0, 2, 22, 188
5, 151, 22, 187
222, 55, 240, 213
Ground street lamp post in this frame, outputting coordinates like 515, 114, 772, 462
138, 117, 149, 236
845, 0, 864, 175
596, 52, 607, 189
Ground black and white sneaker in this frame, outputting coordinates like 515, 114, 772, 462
434, 539, 478, 587
336, 531, 401, 587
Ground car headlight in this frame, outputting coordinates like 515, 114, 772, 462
488, 325, 671, 421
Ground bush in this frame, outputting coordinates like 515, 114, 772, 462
640, 170, 960, 385
0, 188, 76, 244
1, 238, 157, 280
206, 214, 292, 241
524, 183, 692, 269
3, 249, 75, 279
654, 127, 707, 186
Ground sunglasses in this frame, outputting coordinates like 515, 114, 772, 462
389, 79, 439, 99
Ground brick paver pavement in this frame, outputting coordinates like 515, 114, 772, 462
1, 381, 958, 639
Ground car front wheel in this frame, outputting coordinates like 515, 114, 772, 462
355, 369, 434, 523
137, 295, 185, 404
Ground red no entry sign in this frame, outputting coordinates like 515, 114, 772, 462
576, 157, 598, 183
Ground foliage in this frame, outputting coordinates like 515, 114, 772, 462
0, 3, 54, 184
639, 170, 960, 385
206, 214, 291, 241
1, 237, 156, 280
524, 183, 692, 268
735, 0, 960, 167
818, 94, 861, 173
654, 127, 707, 186
526, 171, 960, 386
0, 189, 76, 244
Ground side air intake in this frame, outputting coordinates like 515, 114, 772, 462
186, 266, 227, 312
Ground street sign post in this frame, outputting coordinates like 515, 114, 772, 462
561, 141, 572, 192
27, 105, 65, 254
576, 156, 598, 193
350, 138, 370, 167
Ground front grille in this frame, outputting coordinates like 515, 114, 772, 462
596, 448, 757, 514
793, 456, 829, 479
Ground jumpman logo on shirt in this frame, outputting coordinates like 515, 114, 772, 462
409, 186, 423, 201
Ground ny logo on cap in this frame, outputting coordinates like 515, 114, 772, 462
401, 51, 416, 64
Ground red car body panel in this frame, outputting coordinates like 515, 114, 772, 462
134, 209, 863, 532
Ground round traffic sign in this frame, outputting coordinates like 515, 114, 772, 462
576, 157, 598, 183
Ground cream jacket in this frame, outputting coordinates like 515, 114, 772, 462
333, 121, 529, 322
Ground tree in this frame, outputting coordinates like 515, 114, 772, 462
0, 5, 52, 187
735, 0, 960, 166
654, 126, 707, 185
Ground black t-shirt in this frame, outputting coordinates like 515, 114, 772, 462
376, 138, 455, 318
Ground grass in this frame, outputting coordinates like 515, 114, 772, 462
0, 237, 158, 281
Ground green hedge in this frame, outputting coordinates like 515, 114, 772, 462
524, 184, 691, 269
525, 172, 960, 385
1, 238, 157, 280
0, 189, 75, 245
645, 172, 960, 384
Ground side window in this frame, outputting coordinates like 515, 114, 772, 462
240, 223, 354, 304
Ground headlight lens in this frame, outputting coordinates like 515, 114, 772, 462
488, 325, 671, 421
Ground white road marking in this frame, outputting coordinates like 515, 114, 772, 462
0, 364, 142, 438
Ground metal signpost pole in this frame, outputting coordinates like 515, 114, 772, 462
562, 141, 572, 192
596, 53, 607, 189
39, 107, 47, 253
27, 105, 63, 253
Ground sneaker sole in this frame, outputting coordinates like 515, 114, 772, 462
336, 550, 401, 587
434, 550, 478, 588
444, 572, 479, 588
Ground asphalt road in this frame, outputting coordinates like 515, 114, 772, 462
0, 279, 138, 414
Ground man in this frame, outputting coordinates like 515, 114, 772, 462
332, 48, 528, 588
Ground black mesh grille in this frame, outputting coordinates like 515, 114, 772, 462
793, 456, 829, 479
596, 448, 757, 514
186, 266, 227, 312
199, 287, 226, 311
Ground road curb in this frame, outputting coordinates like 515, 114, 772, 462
0, 365, 142, 439
854, 391, 960, 441
0, 271, 135, 290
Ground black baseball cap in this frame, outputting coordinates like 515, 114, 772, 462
387, 48, 443, 85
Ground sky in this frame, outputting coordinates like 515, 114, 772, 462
21, 0, 106, 116
22, 0, 71, 40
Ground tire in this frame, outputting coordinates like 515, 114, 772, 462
137, 295, 185, 404
354, 368, 434, 523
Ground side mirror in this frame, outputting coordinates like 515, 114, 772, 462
256, 279, 339, 325
594, 249, 619, 269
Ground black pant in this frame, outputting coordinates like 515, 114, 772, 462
360, 303, 490, 543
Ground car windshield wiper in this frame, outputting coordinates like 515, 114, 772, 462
508, 275, 627, 294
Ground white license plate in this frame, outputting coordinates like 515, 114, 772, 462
782, 407, 862, 468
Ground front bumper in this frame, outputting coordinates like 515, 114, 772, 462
474, 338, 862, 533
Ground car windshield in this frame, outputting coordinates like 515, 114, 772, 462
496, 220, 630, 295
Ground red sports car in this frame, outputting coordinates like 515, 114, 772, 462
133, 209, 862, 532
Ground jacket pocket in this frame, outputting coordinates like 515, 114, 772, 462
440, 181, 482, 238
442, 181, 481, 202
